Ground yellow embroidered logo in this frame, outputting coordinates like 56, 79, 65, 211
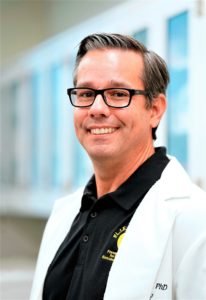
117, 232, 125, 249
101, 226, 127, 262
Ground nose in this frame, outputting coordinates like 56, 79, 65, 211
88, 94, 110, 118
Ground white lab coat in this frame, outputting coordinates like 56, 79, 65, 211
30, 157, 206, 300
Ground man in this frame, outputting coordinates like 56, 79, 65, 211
30, 33, 206, 300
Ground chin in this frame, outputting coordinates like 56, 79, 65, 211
86, 148, 115, 161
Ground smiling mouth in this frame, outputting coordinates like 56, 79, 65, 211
90, 128, 117, 135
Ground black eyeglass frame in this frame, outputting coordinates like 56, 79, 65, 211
67, 87, 149, 108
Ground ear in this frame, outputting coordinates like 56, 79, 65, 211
150, 93, 167, 129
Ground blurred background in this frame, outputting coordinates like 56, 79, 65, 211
0, 0, 206, 299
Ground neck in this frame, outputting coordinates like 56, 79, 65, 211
92, 145, 155, 198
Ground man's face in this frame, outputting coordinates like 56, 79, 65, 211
73, 48, 160, 164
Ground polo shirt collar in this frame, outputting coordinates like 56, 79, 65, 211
81, 147, 168, 212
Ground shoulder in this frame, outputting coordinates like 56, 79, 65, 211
190, 182, 206, 201
30, 188, 85, 299
52, 187, 84, 215
172, 183, 206, 265
176, 183, 206, 232
160, 156, 206, 205
43, 187, 84, 239
166, 182, 206, 276
160, 157, 206, 246
175, 181, 206, 222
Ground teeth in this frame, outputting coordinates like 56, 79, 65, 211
90, 128, 116, 135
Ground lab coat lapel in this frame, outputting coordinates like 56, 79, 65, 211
30, 189, 83, 300
104, 158, 190, 300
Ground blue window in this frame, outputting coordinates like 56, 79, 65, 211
167, 11, 189, 168
50, 64, 61, 187
31, 72, 41, 186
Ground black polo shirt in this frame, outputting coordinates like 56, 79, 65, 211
43, 147, 169, 300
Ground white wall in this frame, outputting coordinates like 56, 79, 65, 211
0, 0, 125, 66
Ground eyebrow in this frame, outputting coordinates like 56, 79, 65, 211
76, 81, 94, 88
76, 80, 132, 89
109, 80, 131, 88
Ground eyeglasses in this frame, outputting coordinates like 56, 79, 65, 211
67, 87, 148, 108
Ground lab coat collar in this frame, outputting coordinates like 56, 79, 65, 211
104, 157, 191, 300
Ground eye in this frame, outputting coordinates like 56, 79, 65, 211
114, 91, 127, 97
108, 89, 129, 99
77, 89, 94, 98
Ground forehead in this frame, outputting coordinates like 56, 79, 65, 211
75, 48, 144, 87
